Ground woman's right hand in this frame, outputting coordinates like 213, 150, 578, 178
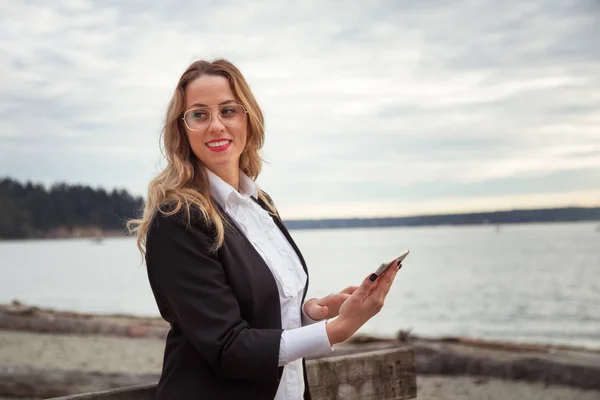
325, 262, 400, 345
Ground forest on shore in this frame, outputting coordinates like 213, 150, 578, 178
0, 178, 143, 239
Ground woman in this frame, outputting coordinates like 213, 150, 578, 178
128, 59, 401, 400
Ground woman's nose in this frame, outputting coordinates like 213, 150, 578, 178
207, 111, 226, 132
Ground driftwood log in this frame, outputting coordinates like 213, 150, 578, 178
329, 341, 600, 391
0, 308, 167, 339
411, 342, 600, 391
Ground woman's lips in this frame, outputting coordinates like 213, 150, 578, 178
206, 139, 232, 152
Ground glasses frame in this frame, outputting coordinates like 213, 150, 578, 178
182, 103, 249, 131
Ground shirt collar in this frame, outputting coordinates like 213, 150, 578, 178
206, 168, 259, 210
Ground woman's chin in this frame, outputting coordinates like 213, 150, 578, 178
202, 154, 241, 173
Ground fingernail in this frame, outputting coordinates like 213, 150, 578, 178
369, 273, 378, 282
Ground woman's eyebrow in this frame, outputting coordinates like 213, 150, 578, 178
188, 99, 236, 108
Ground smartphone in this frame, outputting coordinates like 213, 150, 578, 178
374, 249, 410, 276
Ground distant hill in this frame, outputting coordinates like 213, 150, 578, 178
284, 207, 600, 230
1, 177, 598, 240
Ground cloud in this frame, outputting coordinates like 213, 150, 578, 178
0, 0, 598, 217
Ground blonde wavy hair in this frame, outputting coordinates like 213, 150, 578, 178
127, 59, 275, 256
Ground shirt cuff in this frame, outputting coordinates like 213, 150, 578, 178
278, 320, 334, 366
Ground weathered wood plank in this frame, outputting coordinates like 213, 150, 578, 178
307, 348, 416, 400
0, 365, 158, 399
42, 385, 156, 400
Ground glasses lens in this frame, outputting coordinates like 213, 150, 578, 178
184, 104, 246, 131
218, 104, 246, 127
184, 108, 210, 131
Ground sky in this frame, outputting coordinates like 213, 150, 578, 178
1, 0, 599, 219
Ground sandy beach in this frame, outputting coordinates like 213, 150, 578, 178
1, 329, 599, 399
1, 302, 599, 399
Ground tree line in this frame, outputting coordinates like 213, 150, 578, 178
0, 178, 144, 240
285, 207, 600, 230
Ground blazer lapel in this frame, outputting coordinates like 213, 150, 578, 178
211, 198, 286, 383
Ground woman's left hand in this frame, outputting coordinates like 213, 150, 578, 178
303, 286, 359, 321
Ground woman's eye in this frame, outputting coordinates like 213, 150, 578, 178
221, 107, 236, 116
192, 110, 208, 119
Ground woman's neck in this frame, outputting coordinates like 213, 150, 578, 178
210, 167, 239, 192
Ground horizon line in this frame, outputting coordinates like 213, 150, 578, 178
282, 203, 600, 221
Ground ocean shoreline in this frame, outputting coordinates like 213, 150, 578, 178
2, 218, 599, 242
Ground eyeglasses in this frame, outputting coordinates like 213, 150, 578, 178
182, 103, 248, 131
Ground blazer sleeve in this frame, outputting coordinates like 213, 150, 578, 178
145, 211, 283, 381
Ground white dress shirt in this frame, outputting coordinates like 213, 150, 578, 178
206, 169, 334, 400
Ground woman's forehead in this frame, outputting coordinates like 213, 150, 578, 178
185, 75, 235, 108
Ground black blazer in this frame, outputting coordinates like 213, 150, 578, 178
145, 195, 313, 400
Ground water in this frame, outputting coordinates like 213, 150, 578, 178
1, 222, 599, 349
